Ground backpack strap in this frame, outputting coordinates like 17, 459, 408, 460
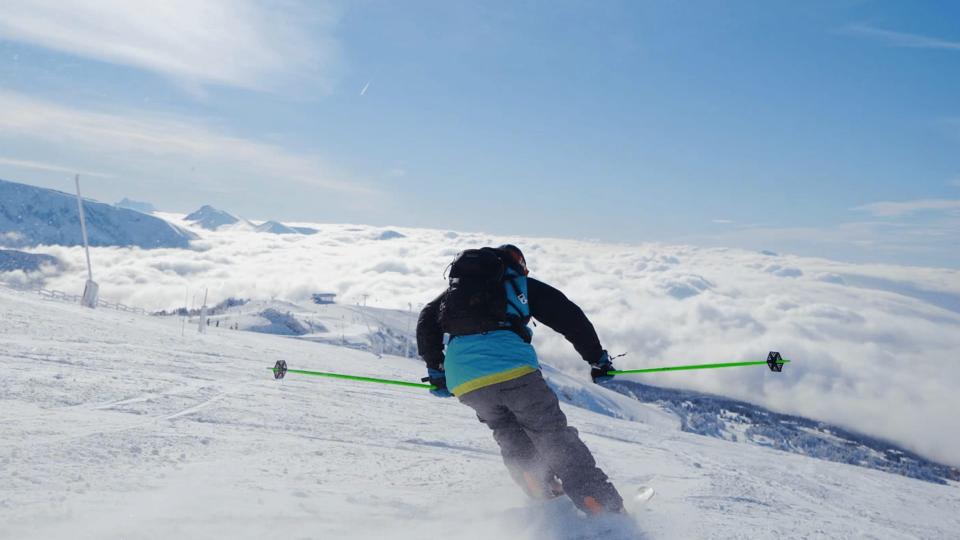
504, 278, 528, 316
503, 271, 532, 343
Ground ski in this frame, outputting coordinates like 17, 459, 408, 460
626, 485, 655, 513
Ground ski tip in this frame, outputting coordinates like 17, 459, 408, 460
634, 486, 655, 503
623, 486, 655, 516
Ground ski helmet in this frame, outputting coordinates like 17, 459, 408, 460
498, 244, 528, 275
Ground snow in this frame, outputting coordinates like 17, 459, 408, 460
115, 198, 156, 214
183, 205, 240, 231
182, 206, 304, 236
0, 179, 196, 249
6, 219, 960, 469
254, 220, 300, 235
2, 287, 958, 539
194, 299, 418, 357
0, 249, 59, 272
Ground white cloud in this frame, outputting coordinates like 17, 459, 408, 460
0, 0, 337, 91
0, 91, 373, 196
11, 221, 960, 467
854, 199, 960, 217
712, 219, 733, 224
678, 219, 960, 269
843, 24, 960, 51
0, 157, 113, 178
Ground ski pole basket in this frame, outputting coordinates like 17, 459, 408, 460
273, 359, 288, 380
767, 351, 785, 372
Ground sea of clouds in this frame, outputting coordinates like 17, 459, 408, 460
4, 216, 960, 467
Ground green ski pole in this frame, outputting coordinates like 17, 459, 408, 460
609, 351, 790, 376
268, 360, 435, 389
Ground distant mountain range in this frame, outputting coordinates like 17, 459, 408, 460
0, 179, 196, 249
605, 379, 960, 485
377, 230, 406, 240
0, 249, 60, 272
0, 178, 326, 254
115, 198, 156, 214
184, 205, 242, 230
183, 204, 316, 235
255, 220, 299, 235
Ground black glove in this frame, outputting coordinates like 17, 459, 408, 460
590, 350, 616, 384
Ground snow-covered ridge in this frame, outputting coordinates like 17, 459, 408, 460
115, 198, 156, 214
167, 298, 419, 358
183, 205, 240, 230
0, 178, 196, 249
182, 204, 316, 235
254, 220, 299, 235
606, 379, 960, 485
0, 249, 60, 272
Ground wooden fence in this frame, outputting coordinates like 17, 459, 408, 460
1, 281, 147, 315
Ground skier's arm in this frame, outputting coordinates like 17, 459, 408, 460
416, 293, 446, 370
527, 278, 604, 365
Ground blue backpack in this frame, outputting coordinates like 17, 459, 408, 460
437, 247, 532, 342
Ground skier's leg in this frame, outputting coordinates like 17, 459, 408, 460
459, 385, 560, 499
501, 371, 624, 514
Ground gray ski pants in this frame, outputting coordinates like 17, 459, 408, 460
458, 370, 623, 513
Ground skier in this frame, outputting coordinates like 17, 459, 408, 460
416, 244, 624, 515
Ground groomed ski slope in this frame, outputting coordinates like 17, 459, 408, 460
1, 287, 958, 539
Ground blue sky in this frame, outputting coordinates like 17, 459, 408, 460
0, 1, 958, 267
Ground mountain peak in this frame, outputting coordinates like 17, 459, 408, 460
255, 220, 299, 235
184, 205, 239, 230
115, 197, 156, 214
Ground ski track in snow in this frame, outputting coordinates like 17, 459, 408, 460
1, 287, 959, 539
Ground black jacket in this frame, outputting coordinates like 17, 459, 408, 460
416, 277, 603, 370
